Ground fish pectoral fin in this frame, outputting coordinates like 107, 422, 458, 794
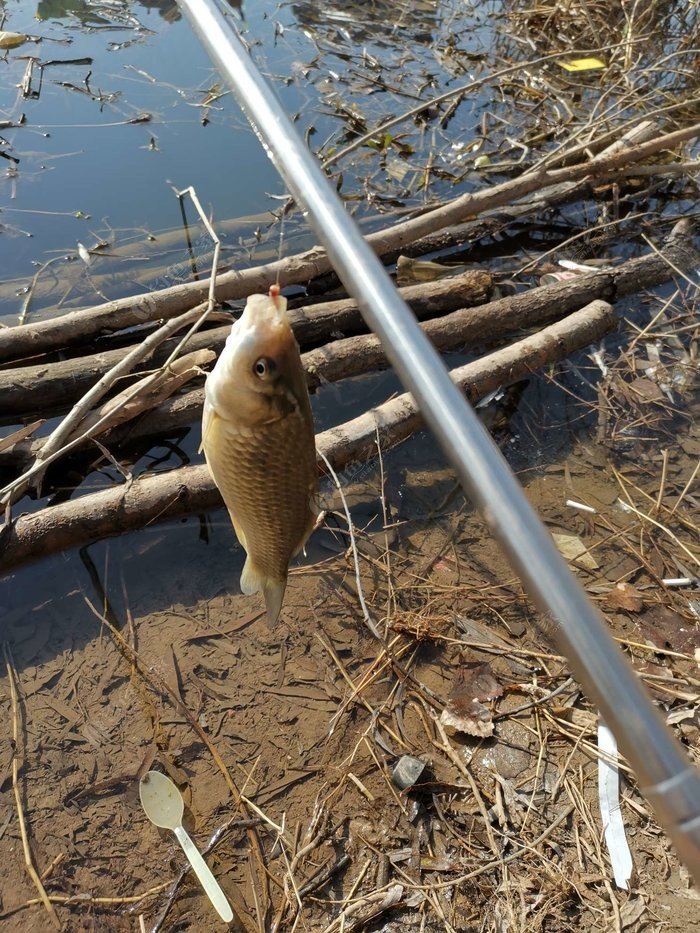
240, 558, 286, 626
291, 505, 321, 559
227, 510, 248, 551
199, 401, 217, 454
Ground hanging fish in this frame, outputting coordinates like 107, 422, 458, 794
201, 285, 318, 623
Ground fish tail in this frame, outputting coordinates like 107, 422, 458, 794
262, 579, 286, 627
240, 557, 286, 625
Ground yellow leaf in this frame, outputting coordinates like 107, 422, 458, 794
558, 57, 606, 72
0, 31, 29, 50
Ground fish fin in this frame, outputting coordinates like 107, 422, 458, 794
199, 401, 217, 455
240, 555, 262, 596
291, 495, 321, 558
240, 558, 286, 625
292, 522, 315, 559
227, 509, 248, 551
262, 578, 286, 627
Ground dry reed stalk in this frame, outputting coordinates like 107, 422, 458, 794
2, 644, 61, 929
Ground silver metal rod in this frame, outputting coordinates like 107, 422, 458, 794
177, 0, 700, 877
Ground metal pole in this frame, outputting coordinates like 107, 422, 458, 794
177, 0, 700, 877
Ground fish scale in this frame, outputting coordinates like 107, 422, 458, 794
202, 287, 318, 623
213, 413, 316, 582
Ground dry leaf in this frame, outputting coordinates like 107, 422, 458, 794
628, 377, 665, 402
556, 706, 597, 731
619, 896, 647, 928
552, 532, 600, 570
0, 31, 29, 50
440, 661, 503, 738
605, 582, 644, 613
558, 57, 606, 72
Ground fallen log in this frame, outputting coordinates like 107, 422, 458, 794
0, 300, 615, 573
0, 121, 696, 362
304, 218, 699, 387
2, 220, 695, 423
316, 120, 662, 278
0, 270, 492, 419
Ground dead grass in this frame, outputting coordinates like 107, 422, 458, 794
1, 324, 698, 928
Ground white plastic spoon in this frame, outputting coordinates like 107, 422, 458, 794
139, 770, 233, 923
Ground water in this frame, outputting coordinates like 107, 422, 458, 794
1, 5, 698, 926
0, 0, 509, 322
0, 0, 503, 605
1, 0, 294, 321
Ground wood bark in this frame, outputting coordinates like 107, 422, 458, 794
0, 270, 492, 419
0, 121, 696, 362
305, 219, 698, 386
0, 300, 615, 572
2, 221, 696, 422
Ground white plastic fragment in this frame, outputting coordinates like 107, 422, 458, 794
598, 720, 633, 890
77, 242, 92, 266
590, 349, 609, 377
566, 499, 597, 514
662, 577, 695, 587
558, 259, 597, 273
476, 386, 505, 409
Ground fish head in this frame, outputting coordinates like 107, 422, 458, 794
206, 290, 308, 424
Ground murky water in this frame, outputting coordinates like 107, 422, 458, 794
1, 0, 696, 615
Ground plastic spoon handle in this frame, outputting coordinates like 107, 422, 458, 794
174, 824, 233, 922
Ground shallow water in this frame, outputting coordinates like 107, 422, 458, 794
0, 0, 504, 324
0, 0, 510, 582
1, 0, 697, 644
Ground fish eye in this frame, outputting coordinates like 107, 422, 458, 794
253, 357, 276, 379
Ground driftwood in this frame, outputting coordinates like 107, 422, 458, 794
0, 300, 615, 573
2, 221, 695, 425
305, 219, 699, 387
0, 271, 492, 419
0, 121, 697, 362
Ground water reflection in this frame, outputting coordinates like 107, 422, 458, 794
36, 0, 244, 23
137, 0, 181, 22
36, 0, 182, 23
289, 0, 438, 45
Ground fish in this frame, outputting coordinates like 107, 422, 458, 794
201, 285, 318, 624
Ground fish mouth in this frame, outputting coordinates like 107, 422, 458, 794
227, 295, 294, 369
240, 291, 288, 330
233, 291, 292, 355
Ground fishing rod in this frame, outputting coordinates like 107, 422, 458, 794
176, 0, 700, 880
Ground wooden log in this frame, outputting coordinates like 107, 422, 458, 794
305, 219, 699, 387
314, 120, 662, 279
2, 220, 696, 423
0, 270, 492, 420
0, 121, 697, 362
0, 300, 616, 573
